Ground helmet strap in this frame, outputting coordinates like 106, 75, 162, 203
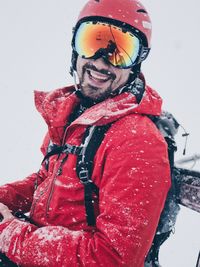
71, 68, 80, 92
127, 63, 141, 83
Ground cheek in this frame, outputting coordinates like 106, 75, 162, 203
76, 57, 87, 78
117, 70, 131, 84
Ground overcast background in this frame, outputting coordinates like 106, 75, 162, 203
0, 1, 200, 266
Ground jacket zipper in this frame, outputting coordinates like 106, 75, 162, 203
45, 122, 83, 218
45, 154, 68, 217
30, 185, 48, 218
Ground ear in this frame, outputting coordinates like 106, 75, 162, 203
70, 51, 78, 74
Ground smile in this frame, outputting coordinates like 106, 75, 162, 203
86, 69, 112, 83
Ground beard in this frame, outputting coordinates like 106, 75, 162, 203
78, 62, 116, 103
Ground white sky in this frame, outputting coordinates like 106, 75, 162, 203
0, 1, 199, 266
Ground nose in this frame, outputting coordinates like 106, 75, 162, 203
92, 57, 111, 71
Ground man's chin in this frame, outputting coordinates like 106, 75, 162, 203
80, 84, 112, 103
79, 67, 116, 99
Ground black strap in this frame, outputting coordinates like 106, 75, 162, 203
76, 124, 111, 226
42, 143, 83, 165
165, 136, 177, 169
196, 251, 200, 267
145, 231, 172, 267
0, 253, 18, 267
34, 143, 83, 190
84, 182, 99, 226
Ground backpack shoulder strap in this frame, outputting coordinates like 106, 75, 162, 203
76, 124, 112, 226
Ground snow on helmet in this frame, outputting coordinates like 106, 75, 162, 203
77, 0, 152, 48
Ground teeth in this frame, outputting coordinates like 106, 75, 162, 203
89, 70, 109, 81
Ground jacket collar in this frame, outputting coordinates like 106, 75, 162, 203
34, 84, 162, 143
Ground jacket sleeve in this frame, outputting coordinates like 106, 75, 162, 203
0, 117, 171, 267
0, 133, 49, 213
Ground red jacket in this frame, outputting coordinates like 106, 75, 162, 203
0, 85, 171, 267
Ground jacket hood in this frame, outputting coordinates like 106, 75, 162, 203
34, 84, 162, 143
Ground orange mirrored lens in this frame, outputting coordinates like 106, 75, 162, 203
74, 21, 140, 67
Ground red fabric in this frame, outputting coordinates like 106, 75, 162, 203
78, 0, 152, 47
0, 85, 171, 267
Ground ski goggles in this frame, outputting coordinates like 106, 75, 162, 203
72, 20, 149, 69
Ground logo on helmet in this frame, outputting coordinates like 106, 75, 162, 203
142, 21, 152, 30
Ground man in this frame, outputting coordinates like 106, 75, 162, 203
0, 0, 171, 266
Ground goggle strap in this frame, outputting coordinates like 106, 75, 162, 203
139, 47, 150, 63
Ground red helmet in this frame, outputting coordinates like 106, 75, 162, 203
77, 0, 152, 48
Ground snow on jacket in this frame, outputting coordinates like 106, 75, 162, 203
0, 85, 171, 267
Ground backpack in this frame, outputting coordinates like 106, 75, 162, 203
75, 112, 180, 267
41, 111, 200, 267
